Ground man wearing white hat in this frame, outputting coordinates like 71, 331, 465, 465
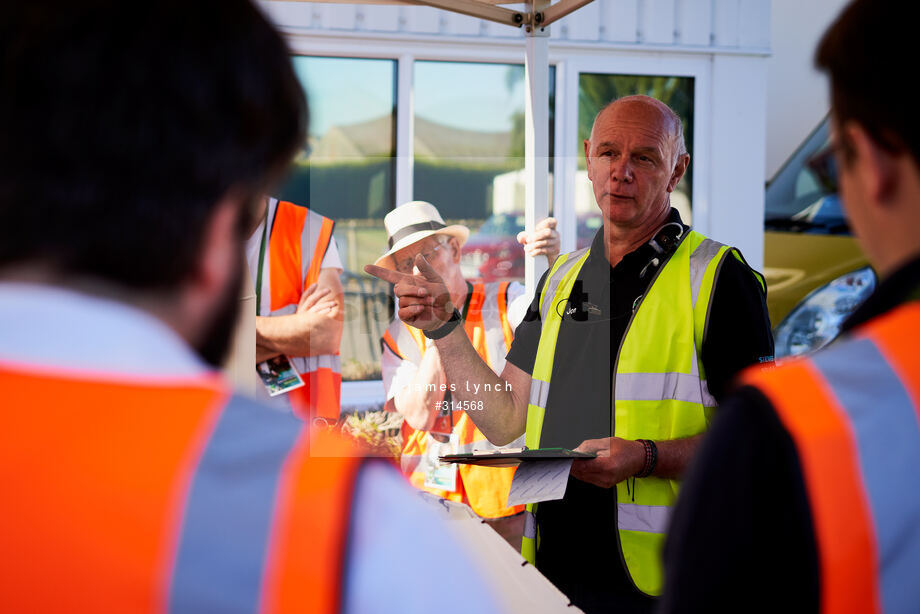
376, 201, 559, 544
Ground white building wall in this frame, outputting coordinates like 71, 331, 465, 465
765, 0, 848, 178
709, 54, 768, 266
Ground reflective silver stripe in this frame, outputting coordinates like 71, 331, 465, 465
539, 248, 590, 323
689, 238, 726, 308
401, 454, 421, 474
301, 354, 341, 374
317, 354, 340, 372
524, 510, 537, 539
529, 378, 550, 409
811, 337, 920, 612
480, 282, 513, 373
615, 372, 716, 406
699, 379, 716, 407
617, 503, 672, 534
301, 207, 330, 279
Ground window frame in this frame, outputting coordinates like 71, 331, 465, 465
282, 39, 711, 389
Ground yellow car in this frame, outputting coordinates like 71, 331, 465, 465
763, 118, 875, 359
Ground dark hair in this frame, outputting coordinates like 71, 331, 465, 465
815, 0, 919, 166
0, 1, 307, 289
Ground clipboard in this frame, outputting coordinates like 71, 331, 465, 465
440, 447, 596, 468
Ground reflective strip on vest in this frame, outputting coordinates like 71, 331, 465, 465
689, 238, 725, 308
496, 281, 515, 351
617, 503, 671, 534
539, 248, 590, 323
809, 339, 920, 614
300, 354, 341, 374
400, 453, 420, 475
169, 394, 302, 613
529, 377, 550, 409
615, 372, 717, 407
476, 282, 516, 374
524, 510, 538, 540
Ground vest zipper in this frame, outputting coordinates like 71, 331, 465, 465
608, 231, 689, 595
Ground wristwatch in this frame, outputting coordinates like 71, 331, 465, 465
424, 308, 462, 340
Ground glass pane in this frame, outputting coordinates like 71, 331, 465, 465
765, 118, 846, 229
414, 61, 555, 283
577, 74, 695, 240
275, 56, 396, 381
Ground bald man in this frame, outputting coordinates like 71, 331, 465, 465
365, 95, 773, 612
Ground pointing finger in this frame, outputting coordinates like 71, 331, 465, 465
394, 283, 428, 300
414, 255, 444, 284
364, 264, 405, 285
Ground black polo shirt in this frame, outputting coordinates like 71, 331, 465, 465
660, 255, 920, 614
505, 209, 774, 614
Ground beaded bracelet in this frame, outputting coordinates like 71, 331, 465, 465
634, 439, 658, 478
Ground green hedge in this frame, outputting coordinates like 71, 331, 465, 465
275, 158, 517, 220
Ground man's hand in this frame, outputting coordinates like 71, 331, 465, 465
255, 268, 344, 362
364, 255, 455, 331
517, 217, 561, 264
570, 437, 646, 488
297, 283, 338, 317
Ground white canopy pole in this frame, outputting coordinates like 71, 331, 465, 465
524, 0, 550, 295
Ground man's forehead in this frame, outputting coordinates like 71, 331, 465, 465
397, 235, 442, 256
592, 99, 679, 145
591, 122, 669, 151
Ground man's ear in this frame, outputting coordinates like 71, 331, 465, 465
667, 154, 690, 193
449, 237, 461, 263
584, 139, 593, 174
193, 195, 244, 299
845, 121, 899, 205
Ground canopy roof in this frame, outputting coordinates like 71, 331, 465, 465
285, 0, 593, 32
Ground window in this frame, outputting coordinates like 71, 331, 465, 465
414, 61, 555, 283
577, 73, 694, 234
764, 118, 847, 233
271, 57, 559, 381
276, 56, 397, 381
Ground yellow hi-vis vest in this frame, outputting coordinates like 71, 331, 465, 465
520, 229, 760, 596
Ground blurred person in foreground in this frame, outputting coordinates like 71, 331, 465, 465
0, 3, 499, 612
377, 200, 559, 548
366, 95, 773, 613
661, 1, 920, 612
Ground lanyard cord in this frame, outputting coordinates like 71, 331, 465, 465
254, 202, 270, 317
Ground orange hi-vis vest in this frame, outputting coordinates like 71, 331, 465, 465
740, 302, 920, 614
0, 363, 364, 613
261, 199, 340, 422
382, 281, 525, 519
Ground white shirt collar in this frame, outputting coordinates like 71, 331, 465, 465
0, 282, 211, 378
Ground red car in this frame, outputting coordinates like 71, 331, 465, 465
460, 213, 601, 282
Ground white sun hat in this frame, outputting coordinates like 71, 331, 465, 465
374, 201, 469, 270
